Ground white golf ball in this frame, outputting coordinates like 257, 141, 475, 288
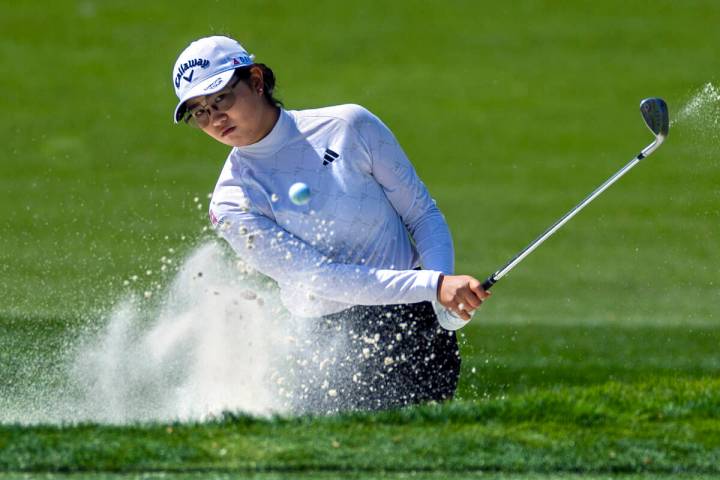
288, 182, 311, 205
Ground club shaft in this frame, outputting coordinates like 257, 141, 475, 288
481, 138, 663, 291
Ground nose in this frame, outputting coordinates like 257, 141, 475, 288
209, 107, 228, 126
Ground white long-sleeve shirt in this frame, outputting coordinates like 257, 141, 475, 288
209, 104, 454, 317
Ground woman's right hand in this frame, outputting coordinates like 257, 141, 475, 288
436, 274, 491, 320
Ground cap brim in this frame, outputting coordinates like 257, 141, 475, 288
173, 69, 236, 123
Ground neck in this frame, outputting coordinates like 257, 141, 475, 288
252, 105, 280, 145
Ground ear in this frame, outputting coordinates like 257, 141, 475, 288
249, 65, 264, 93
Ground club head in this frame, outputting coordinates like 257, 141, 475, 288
640, 98, 669, 138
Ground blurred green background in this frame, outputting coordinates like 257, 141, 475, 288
1, 1, 720, 475
1, 1, 718, 323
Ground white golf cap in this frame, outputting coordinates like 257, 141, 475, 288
172, 35, 254, 123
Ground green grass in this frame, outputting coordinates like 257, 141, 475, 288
3, 475, 720, 480
2, 319, 719, 475
2, 379, 720, 474
456, 324, 720, 397
1, 0, 720, 477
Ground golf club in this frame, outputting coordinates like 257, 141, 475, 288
481, 97, 670, 291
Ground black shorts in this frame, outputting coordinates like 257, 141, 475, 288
286, 301, 461, 414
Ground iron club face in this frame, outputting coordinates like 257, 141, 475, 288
640, 98, 670, 138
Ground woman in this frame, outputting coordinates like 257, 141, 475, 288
171, 36, 490, 413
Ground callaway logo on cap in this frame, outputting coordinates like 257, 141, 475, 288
171, 35, 254, 123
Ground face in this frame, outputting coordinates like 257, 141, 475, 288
184, 68, 274, 147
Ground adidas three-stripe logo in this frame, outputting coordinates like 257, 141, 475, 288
323, 148, 339, 166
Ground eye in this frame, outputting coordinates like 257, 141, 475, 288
193, 109, 207, 118
213, 94, 226, 104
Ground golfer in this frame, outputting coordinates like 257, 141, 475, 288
171, 36, 490, 413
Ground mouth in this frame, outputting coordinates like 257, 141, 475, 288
220, 126, 236, 137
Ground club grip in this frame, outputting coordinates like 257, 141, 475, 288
481, 276, 497, 291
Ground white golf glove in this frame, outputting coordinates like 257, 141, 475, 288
433, 301, 474, 331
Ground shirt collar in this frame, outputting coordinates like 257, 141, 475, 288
233, 108, 295, 158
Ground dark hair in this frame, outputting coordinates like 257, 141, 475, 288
234, 63, 283, 108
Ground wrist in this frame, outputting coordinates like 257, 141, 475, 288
436, 273, 445, 301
